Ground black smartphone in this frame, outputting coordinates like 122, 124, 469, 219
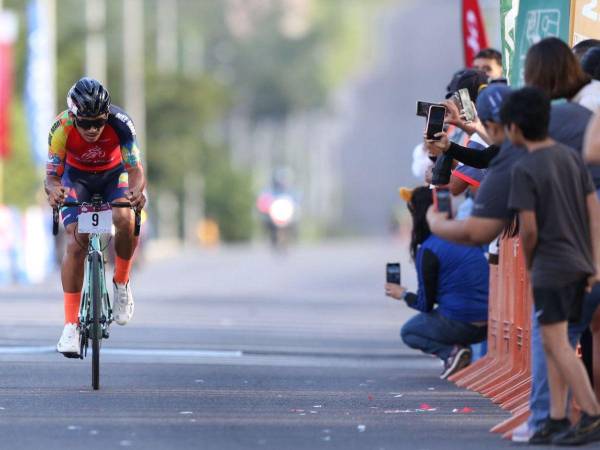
386, 262, 401, 285
416, 100, 442, 118
426, 105, 446, 140
434, 188, 452, 218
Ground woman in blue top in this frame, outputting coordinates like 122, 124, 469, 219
385, 186, 489, 379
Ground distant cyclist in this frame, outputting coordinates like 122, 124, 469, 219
44, 77, 146, 357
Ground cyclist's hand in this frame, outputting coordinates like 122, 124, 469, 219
48, 186, 68, 208
128, 189, 146, 211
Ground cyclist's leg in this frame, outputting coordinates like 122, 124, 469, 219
104, 168, 138, 282
104, 167, 136, 325
60, 165, 91, 324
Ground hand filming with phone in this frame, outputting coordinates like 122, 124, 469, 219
384, 262, 406, 301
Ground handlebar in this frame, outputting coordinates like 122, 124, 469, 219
52, 201, 142, 237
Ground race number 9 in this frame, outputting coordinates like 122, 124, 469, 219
92, 213, 99, 227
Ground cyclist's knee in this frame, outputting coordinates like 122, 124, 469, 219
64, 226, 88, 259
112, 209, 133, 232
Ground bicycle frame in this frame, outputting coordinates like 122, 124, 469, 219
79, 231, 112, 358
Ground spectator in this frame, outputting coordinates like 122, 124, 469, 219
503, 87, 600, 446
472, 48, 504, 80
526, 37, 600, 113
434, 69, 489, 210
573, 38, 600, 60
427, 84, 521, 245
585, 112, 600, 169
582, 47, 600, 82
385, 186, 488, 380
427, 82, 600, 444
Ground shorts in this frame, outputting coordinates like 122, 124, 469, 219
60, 164, 129, 227
532, 279, 586, 325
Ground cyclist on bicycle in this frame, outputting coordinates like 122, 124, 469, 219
44, 77, 146, 357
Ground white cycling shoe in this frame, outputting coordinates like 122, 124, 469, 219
113, 280, 134, 325
57, 323, 80, 357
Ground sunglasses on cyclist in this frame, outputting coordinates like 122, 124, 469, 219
75, 116, 107, 130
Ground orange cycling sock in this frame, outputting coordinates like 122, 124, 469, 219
64, 292, 81, 324
114, 255, 133, 284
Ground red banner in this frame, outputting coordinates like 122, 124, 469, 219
462, 0, 489, 67
0, 41, 13, 159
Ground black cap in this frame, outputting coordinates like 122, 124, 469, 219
445, 68, 489, 101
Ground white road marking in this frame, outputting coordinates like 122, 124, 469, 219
0, 346, 242, 358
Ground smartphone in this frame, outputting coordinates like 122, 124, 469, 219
434, 188, 452, 218
416, 100, 442, 118
386, 263, 401, 285
426, 105, 446, 140
458, 88, 476, 122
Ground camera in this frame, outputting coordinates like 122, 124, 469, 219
431, 153, 453, 185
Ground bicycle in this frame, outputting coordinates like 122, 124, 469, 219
52, 194, 141, 390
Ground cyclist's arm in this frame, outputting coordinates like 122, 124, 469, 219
45, 116, 69, 206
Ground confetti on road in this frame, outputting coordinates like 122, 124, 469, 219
417, 403, 437, 412
89, 430, 99, 436
310, 411, 318, 414
179, 411, 194, 415
290, 409, 305, 413
427, 387, 435, 391
368, 394, 374, 401
119, 440, 132, 447
452, 407, 474, 414
194, 379, 204, 383
384, 409, 413, 414
67, 425, 81, 431
357, 424, 366, 432
322, 436, 331, 441
313, 405, 323, 408
393, 394, 404, 398
0, 407, 5, 410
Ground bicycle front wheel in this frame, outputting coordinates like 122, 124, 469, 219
90, 252, 102, 390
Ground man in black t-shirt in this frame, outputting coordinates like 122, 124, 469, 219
503, 87, 600, 446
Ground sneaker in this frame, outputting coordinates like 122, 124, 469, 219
511, 421, 534, 443
528, 416, 571, 445
56, 323, 80, 358
113, 280, 134, 325
440, 346, 472, 380
553, 412, 600, 446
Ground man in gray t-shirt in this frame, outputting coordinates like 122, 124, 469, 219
502, 87, 600, 446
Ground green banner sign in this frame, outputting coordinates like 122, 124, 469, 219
501, 0, 572, 87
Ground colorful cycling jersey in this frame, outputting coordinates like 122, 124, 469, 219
46, 105, 141, 177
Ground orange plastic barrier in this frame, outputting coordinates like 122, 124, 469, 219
447, 236, 533, 436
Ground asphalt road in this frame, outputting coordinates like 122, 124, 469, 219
0, 240, 528, 450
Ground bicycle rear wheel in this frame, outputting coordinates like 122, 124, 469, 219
90, 253, 102, 390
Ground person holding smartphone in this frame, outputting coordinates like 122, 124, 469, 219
385, 186, 489, 379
